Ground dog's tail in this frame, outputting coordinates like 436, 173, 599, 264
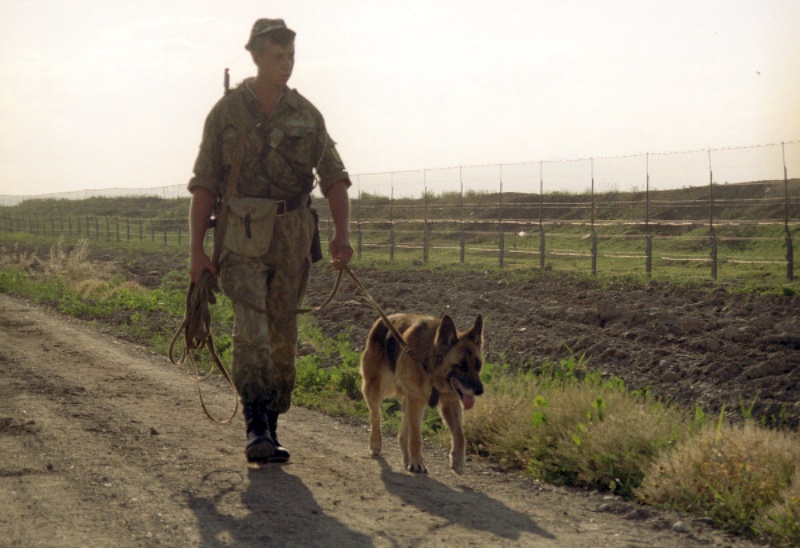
368, 319, 400, 372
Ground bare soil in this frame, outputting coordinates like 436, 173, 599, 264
0, 292, 758, 547
305, 267, 800, 429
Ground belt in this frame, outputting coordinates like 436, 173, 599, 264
275, 194, 310, 216
207, 194, 310, 228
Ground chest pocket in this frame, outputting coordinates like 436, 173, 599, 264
223, 197, 277, 259
278, 125, 317, 168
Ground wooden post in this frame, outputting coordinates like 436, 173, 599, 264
498, 176, 504, 268
782, 142, 794, 281
356, 186, 362, 260
708, 150, 717, 280
460, 167, 466, 264
423, 169, 429, 263
389, 182, 396, 262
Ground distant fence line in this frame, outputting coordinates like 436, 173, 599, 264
1, 141, 798, 280
1, 181, 798, 281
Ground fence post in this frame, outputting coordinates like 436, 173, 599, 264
539, 162, 545, 269
539, 226, 546, 269
708, 150, 717, 280
389, 178, 395, 262
106, 217, 110, 241
459, 167, 466, 263
591, 158, 596, 275
645, 153, 651, 277
356, 220, 362, 260
355, 186, 362, 260
423, 170, 429, 263
710, 234, 718, 280
498, 174, 504, 268
783, 142, 794, 281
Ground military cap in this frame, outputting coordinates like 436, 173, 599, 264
245, 18, 296, 51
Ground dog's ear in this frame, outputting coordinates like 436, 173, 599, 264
465, 314, 483, 346
435, 314, 458, 354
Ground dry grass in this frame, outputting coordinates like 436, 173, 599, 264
637, 420, 800, 540
0, 242, 37, 271
464, 364, 689, 496
467, 365, 800, 542
755, 464, 800, 547
1, 238, 144, 298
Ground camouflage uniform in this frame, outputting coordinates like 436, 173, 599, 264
188, 81, 350, 413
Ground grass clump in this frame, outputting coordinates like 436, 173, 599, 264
754, 466, 800, 547
464, 356, 689, 497
637, 419, 800, 542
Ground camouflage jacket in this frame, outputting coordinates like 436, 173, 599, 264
188, 80, 350, 200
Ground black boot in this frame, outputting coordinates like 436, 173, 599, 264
266, 410, 291, 463
243, 402, 278, 463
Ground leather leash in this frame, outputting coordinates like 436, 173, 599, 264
168, 268, 239, 423
297, 266, 410, 354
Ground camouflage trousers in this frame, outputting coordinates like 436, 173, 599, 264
218, 205, 315, 413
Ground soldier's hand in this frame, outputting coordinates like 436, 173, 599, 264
189, 250, 216, 282
329, 237, 353, 271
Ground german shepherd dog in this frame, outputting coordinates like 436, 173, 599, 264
360, 313, 484, 474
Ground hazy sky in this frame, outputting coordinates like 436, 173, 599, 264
1, 0, 798, 197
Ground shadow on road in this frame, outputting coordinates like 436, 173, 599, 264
376, 456, 556, 542
186, 466, 372, 547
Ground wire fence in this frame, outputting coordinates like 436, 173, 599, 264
1, 141, 799, 280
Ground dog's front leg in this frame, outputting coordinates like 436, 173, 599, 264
363, 382, 383, 456
397, 397, 411, 468
439, 398, 466, 474
403, 396, 428, 473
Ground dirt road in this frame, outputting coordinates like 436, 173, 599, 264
0, 293, 759, 547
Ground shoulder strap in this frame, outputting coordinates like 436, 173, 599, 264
211, 92, 248, 267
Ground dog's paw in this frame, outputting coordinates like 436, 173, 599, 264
407, 460, 428, 474
369, 433, 382, 456
449, 453, 465, 474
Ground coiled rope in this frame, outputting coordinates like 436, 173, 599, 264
168, 268, 238, 423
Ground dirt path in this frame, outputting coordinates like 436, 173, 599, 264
0, 293, 759, 547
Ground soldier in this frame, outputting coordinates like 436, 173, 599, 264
187, 18, 353, 463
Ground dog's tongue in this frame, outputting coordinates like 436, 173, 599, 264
462, 393, 476, 410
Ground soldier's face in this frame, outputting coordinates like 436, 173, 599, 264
253, 41, 295, 88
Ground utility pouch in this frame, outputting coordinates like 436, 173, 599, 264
310, 207, 323, 263
223, 197, 277, 258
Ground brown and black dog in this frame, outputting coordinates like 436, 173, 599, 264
360, 313, 484, 474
